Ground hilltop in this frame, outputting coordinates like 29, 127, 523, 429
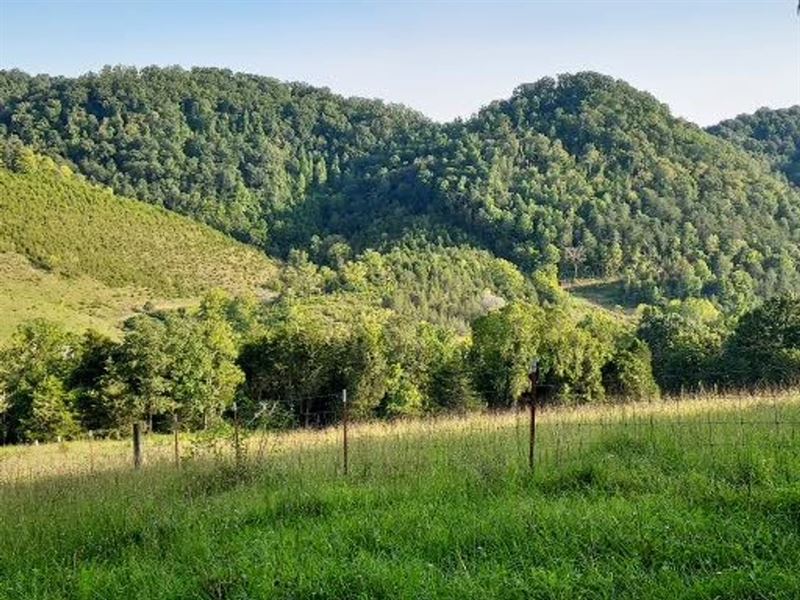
708, 105, 800, 187
2, 68, 799, 313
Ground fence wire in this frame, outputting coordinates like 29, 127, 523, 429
1, 390, 799, 485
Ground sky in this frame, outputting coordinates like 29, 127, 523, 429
0, 0, 798, 126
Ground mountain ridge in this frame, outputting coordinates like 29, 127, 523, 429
707, 105, 800, 187
2, 66, 798, 313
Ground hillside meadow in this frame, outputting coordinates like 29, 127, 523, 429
0, 252, 198, 340
0, 153, 279, 340
2, 391, 799, 599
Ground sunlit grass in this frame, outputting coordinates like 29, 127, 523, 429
0, 163, 280, 341
3, 389, 798, 482
0, 252, 200, 341
2, 391, 799, 598
565, 277, 638, 320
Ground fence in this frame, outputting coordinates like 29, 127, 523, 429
1, 388, 799, 485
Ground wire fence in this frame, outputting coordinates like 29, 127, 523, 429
1, 388, 799, 485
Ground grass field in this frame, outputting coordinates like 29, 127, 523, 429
2, 392, 799, 599
564, 278, 639, 320
0, 162, 279, 341
0, 252, 199, 340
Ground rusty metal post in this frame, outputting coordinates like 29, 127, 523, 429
88, 430, 95, 474
173, 412, 180, 468
233, 402, 242, 468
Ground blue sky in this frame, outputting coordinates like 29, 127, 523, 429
1, 1, 798, 125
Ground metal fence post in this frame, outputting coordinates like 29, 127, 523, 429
233, 402, 242, 468
173, 412, 180, 468
88, 430, 95, 474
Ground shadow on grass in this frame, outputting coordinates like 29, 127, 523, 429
568, 279, 638, 314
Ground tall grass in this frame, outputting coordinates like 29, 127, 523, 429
1, 391, 799, 599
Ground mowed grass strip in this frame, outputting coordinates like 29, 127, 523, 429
1, 393, 799, 599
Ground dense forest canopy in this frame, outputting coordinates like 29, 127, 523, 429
426, 75, 800, 308
708, 106, 800, 187
0, 66, 433, 249
1, 66, 800, 442
2, 67, 799, 311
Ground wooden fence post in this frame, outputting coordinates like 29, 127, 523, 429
233, 402, 241, 468
133, 422, 143, 469
173, 412, 180, 468
528, 362, 539, 472
342, 389, 349, 476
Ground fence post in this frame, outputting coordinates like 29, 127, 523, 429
88, 430, 95, 474
528, 361, 539, 471
173, 412, 180, 468
133, 422, 143, 469
233, 402, 241, 468
342, 389, 349, 476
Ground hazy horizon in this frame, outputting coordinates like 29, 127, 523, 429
1, 0, 798, 126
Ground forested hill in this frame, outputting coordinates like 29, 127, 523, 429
708, 106, 800, 187
0, 66, 433, 249
2, 67, 799, 311
0, 140, 551, 337
425, 74, 800, 308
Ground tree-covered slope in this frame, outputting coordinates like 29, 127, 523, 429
708, 106, 800, 187
426, 74, 800, 308
0, 66, 432, 249
280, 237, 551, 333
0, 145, 278, 313
0, 141, 546, 337
2, 68, 799, 311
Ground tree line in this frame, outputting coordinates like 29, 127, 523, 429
2, 290, 798, 444
638, 295, 800, 393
